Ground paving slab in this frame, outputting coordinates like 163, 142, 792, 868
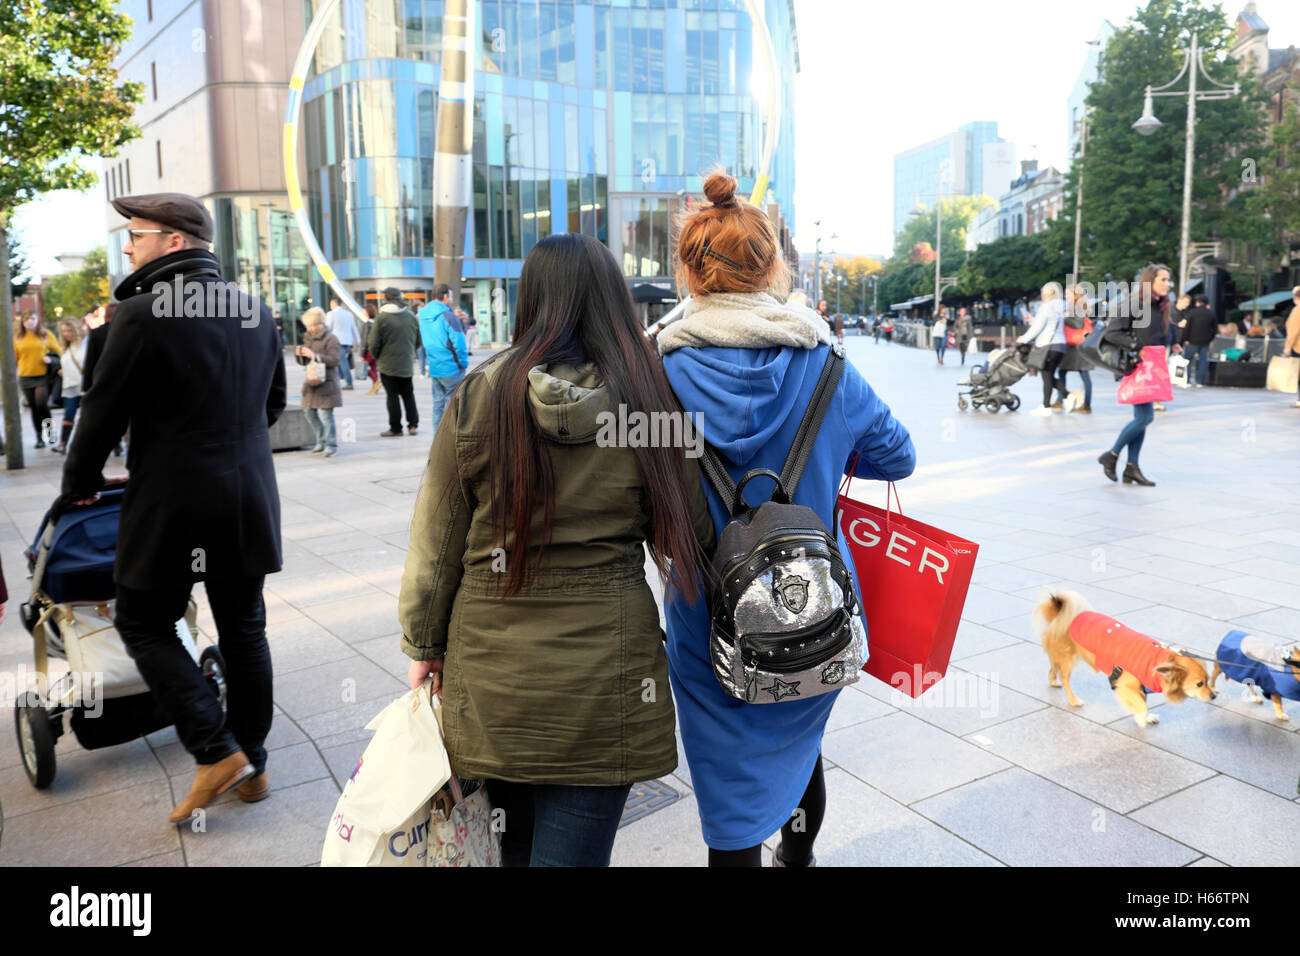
856, 664, 1046, 737
178, 778, 341, 867
1107, 697, 1300, 800
974, 708, 1216, 813
610, 788, 705, 867
0, 736, 164, 818
272, 656, 405, 721
912, 767, 1201, 867
821, 711, 1010, 806
765, 768, 1002, 866
949, 619, 1023, 660
1128, 775, 1300, 867
0, 779, 180, 867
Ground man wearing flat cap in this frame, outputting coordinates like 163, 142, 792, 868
368, 286, 421, 436
62, 192, 287, 824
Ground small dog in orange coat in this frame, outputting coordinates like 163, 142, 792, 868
1033, 590, 1217, 728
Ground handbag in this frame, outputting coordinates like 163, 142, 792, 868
835, 478, 979, 697
1266, 355, 1300, 393
428, 775, 502, 867
1064, 315, 1093, 347
1080, 322, 1140, 377
1117, 345, 1174, 404
946, 332, 956, 347
321, 681, 452, 867
305, 356, 327, 387
1168, 354, 1190, 389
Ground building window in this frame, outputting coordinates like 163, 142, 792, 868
151, 62, 158, 101
156, 140, 163, 178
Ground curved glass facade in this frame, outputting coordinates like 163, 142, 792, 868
302, 0, 798, 339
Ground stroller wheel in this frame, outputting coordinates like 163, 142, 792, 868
15, 693, 56, 790
957, 396, 969, 411
1006, 395, 1022, 411
986, 401, 1001, 413
200, 647, 228, 719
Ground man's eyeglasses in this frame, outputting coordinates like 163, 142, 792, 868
126, 229, 173, 241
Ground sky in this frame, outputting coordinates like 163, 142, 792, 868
11, 0, 1300, 279
791, 0, 1300, 259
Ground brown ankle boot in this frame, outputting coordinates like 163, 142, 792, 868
235, 772, 270, 803
169, 751, 253, 823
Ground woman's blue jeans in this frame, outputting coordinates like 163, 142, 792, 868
1112, 402, 1154, 463
304, 407, 336, 450
484, 779, 632, 867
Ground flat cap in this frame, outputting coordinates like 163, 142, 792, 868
111, 192, 214, 243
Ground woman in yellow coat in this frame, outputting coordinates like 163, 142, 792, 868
13, 310, 61, 449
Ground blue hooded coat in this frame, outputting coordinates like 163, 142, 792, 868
663, 341, 916, 850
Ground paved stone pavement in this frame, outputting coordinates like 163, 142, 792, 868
2, 335, 1298, 867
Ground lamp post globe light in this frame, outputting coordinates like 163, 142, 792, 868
1131, 32, 1240, 298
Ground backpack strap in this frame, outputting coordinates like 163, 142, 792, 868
697, 344, 845, 514
778, 344, 845, 498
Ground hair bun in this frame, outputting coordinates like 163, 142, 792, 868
702, 172, 739, 208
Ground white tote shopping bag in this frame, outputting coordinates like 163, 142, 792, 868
321, 680, 451, 867
1168, 354, 1191, 389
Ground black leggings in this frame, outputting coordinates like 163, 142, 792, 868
1040, 348, 1067, 407
708, 755, 826, 867
20, 378, 50, 443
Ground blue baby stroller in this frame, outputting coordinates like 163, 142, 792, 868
15, 483, 227, 789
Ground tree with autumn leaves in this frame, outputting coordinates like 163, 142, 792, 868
1, 0, 142, 470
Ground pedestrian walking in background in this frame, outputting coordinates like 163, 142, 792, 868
398, 233, 714, 867
361, 303, 381, 395
816, 299, 831, 330
1060, 285, 1095, 414
464, 312, 478, 355
1018, 283, 1069, 417
1098, 263, 1172, 486
417, 283, 469, 426
62, 191, 287, 822
954, 307, 973, 365
658, 171, 916, 867
932, 312, 948, 365
296, 307, 343, 457
369, 287, 421, 437
833, 311, 844, 346
14, 310, 61, 449
1285, 286, 1300, 408
52, 318, 87, 453
324, 296, 358, 391
1177, 293, 1217, 388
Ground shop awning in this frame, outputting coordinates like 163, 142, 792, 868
631, 282, 677, 303
1237, 290, 1294, 310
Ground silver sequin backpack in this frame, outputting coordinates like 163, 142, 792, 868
700, 345, 864, 704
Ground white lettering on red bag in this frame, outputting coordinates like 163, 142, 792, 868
845, 517, 950, 584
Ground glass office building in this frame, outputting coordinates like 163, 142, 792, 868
300, 0, 799, 340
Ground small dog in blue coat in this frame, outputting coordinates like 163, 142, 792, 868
1210, 630, 1300, 721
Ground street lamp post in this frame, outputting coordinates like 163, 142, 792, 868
1132, 32, 1240, 297
1071, 113, 1087, 285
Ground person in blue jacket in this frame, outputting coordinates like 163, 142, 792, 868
418, 283, 469, 425
659, 171, 917, 866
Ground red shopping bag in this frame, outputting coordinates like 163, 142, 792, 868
836, 473, 979, 697
1117, 346, 1173, 404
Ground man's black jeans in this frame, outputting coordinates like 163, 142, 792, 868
115, 574, 272, 772
380, 373, 419, 431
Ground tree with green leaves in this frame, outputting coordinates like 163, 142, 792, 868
0, 0, 142, 469
1228, 91, 1300, 322
956, 234, 1056, 300
42, 247, 111, 323
879, 194, 988, 314
1068, 0, 1268, 286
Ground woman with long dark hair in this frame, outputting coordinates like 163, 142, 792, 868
1099, 263, 1171, 486
397, 233, 714, 867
